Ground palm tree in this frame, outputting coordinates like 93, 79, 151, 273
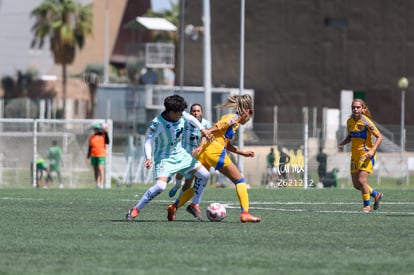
30, 0, 93, 118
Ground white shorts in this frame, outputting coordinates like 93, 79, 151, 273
267, 167, 276, 175
155, 151, 201, 179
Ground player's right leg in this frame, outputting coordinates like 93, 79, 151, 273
126, 207, 139, 221
167, 177, 195, 221
185, 166, 210, 221
126, 178, 168, 221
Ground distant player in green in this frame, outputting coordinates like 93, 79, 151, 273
35, 158, 52, 188
265, 147, 277, 183
47, 140, 64, 188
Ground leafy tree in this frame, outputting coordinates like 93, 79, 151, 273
144, 1, 179, 84
30, 0, 93, 118
145, 0, 179, 43
1, 69, 38, 98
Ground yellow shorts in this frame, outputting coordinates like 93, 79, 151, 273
197, 144, 232, 171
350, 153, 375, 173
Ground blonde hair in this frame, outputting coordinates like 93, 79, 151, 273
217, 94, 253, 115
352, 98, 371, 118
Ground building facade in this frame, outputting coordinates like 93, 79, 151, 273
182, 0, 414, 126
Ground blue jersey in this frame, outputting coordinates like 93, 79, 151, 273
182, 118, 211, 153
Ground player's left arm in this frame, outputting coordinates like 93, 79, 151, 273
103, 131, 110, 145
193, 124, 217, 155
226, 143, 255, 158
192, 136, 207, 156
367, 124, 383, 158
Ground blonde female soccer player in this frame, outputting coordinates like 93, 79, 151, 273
168, 94, 261, 222
338, 98, 383, 212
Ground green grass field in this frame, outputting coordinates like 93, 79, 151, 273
1, 185, 413, 275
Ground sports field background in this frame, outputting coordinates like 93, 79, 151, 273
1, 185, 413, 275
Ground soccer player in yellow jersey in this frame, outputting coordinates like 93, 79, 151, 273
338, 98, 383, 212
167, 94, 261, 222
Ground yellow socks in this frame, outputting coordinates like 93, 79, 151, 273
175, 178, 251, 213
176, 187, 195, 208
362, 193, 370, 207
235, 182, 249, 212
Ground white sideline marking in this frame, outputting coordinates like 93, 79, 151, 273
248, 207, 414, 215
154, 199, 414, 215
3, 197, 414, 215
0, 197, 46, 201
249, 201, 414, 205
204, 201, 414, 215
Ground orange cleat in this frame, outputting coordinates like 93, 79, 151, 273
240, 212, 261, 223
374, 192, 383, 210
361, 206, 371, 213
126, 207, 139, 221
186, 203, 203, 221
167, 204, 177, 221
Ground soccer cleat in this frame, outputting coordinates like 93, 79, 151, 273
167, 204, 177, 221
186, 203, 203, 221
374, 192, 383, 210
361, 206, 371, 213
168, 186, 179, 198
126, 207, 139, 222
240, 212, 261, 223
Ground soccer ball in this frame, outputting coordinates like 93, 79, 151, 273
206, 202, 227, 222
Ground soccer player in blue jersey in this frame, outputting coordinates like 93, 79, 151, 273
338, 98, 383, 212
168, 103, 211, 198
126, 95, 211, 221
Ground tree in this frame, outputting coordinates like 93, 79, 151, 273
30, 0, 93, 118
145, 0, 179, 43
1, 69, 38, 99
83, 63, 103, 119
144, 1, 179, 84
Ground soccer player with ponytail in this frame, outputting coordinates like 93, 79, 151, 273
167, 94, 261, 222
338, 98, 383, 212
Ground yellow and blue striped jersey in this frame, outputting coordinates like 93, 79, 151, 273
346, 115, 380, 153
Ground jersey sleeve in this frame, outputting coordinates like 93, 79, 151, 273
144, 120, 158, 160
215, 114, 238, 131
204, 119, 212, 129
183, 111, 205, 130
363, 116, 381, 137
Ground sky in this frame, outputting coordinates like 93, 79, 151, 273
151, 0, 178, 12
